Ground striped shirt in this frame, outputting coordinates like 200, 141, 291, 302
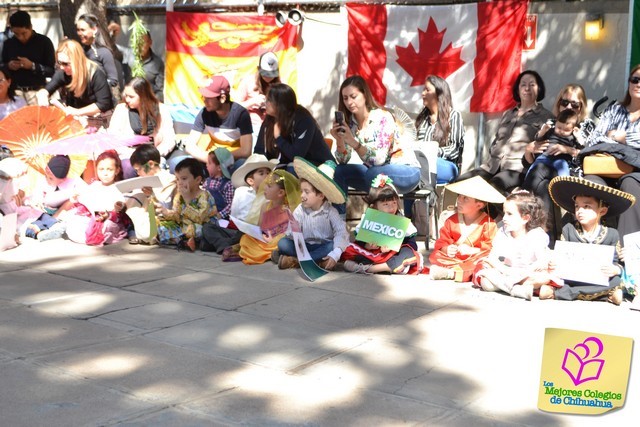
291, 201, 350, 261
588, 103, 640, 148
416, 108, 465, 165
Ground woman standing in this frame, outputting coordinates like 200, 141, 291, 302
76, 14, 122, 97
456, 70, 553, 194
0, 66, 27, 120
254, 83, 334, 168
36, 39, 114, 127
415, 75, 465, 184
330, 75, 420, 209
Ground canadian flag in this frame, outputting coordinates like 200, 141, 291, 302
347, 1, 528, 113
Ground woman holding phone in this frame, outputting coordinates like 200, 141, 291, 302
330, 75, 420, 211
254, 83, 334, 168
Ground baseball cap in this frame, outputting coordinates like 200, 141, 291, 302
199, 75, 230, 98
258, 52, 279, 78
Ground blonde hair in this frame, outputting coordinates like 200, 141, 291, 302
57, 39, 98, 98
552, 84, 588, 123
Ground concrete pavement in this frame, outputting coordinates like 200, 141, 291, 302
1, 239, 638, 426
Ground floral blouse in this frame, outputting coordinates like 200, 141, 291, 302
335, 108, 402, 167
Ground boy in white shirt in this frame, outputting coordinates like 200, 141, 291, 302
274, 157, 349, 271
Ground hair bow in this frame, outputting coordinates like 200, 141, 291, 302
371, 174, 393, 188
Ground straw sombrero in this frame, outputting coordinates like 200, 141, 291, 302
549, 175, 636, 218
444, 176, 506, 204
293, 157, 346, 204
231, 154, 278, 188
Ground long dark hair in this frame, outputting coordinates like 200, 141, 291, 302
338, 75, 379, 126
125, 77, 160, 135
264, 84, 315, 155
255, 73, 281, 96
622, 64, 640, 107
415, 75, 453, 147
0, 66, 17, 102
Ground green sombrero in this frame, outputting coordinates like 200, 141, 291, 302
549, 176, 636, 218
293, 157, 346, 204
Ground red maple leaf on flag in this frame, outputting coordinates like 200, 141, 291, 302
396, 18, 465, 87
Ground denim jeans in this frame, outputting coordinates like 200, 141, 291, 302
334, 163, 421, 213
524, 154, 570, 183
278, 237, 334, 262
436, 158, 459, 184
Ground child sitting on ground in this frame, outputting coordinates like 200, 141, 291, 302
540, 176, 634, 305
428, 176, 504, 282
203, 147, 234, 220
66, 150, 129, 245
274, 158, 350, 271
473, 190, 553, 300
25, 155, 87, 241
156, 157, 217, 251
523, 109, 581, 188
236, 169, 300, 265
203, 153, 277, 255
126, 145, 176, 243
341, 174, 422, 275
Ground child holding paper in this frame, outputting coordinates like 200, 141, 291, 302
203, 148, 234, 220
236, 169, 300, 265
156, 158, 217, 251
274, 158, 350, 270
428, 176, 504, 282
202, 153, 277, 254
540, 176, 634, 305
341, 174, 422, 275
126, 145, 176, 243
66, 150, 130, 245
473, 190, 554, 300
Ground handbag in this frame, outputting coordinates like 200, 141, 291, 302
582, 153, 634, 178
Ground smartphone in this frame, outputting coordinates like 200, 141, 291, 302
334, 111, 345, 125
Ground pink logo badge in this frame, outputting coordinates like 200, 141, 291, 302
561, 337, 605, 386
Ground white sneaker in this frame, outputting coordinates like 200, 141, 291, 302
343, 260, 371, 274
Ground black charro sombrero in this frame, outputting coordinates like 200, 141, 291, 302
549, 175, 636, 218
293, 157, 346, 204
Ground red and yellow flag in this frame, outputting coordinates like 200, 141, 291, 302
166, 12, 298, 109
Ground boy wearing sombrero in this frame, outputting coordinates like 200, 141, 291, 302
428, 176, 505, 282
542, 176, 636, 305
274, 157, 349, 270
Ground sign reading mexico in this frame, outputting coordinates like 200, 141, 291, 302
538, 328, 633, 415
356, 208, 411, 252
165, 12, 298, 110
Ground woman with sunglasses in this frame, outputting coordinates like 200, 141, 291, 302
581, 65, 640, 238
522, 84, 595, 240
36, 39, 114, 127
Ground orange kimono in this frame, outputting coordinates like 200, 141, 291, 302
429, 213, 497, 282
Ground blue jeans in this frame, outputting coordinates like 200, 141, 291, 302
524, 154, 570, 184
278, 237, 334, 262
436, 158, 459, 184
334, 163, 421, 213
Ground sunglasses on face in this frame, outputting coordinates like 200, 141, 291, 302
629, 76, 640, 85
559, 99, 580, 109
57, 60, 71, 67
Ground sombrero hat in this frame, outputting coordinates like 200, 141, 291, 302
293, 157, 346, 204
231, 153, 278, 188
444, 176, 506, 204
549, 175, 636, 218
